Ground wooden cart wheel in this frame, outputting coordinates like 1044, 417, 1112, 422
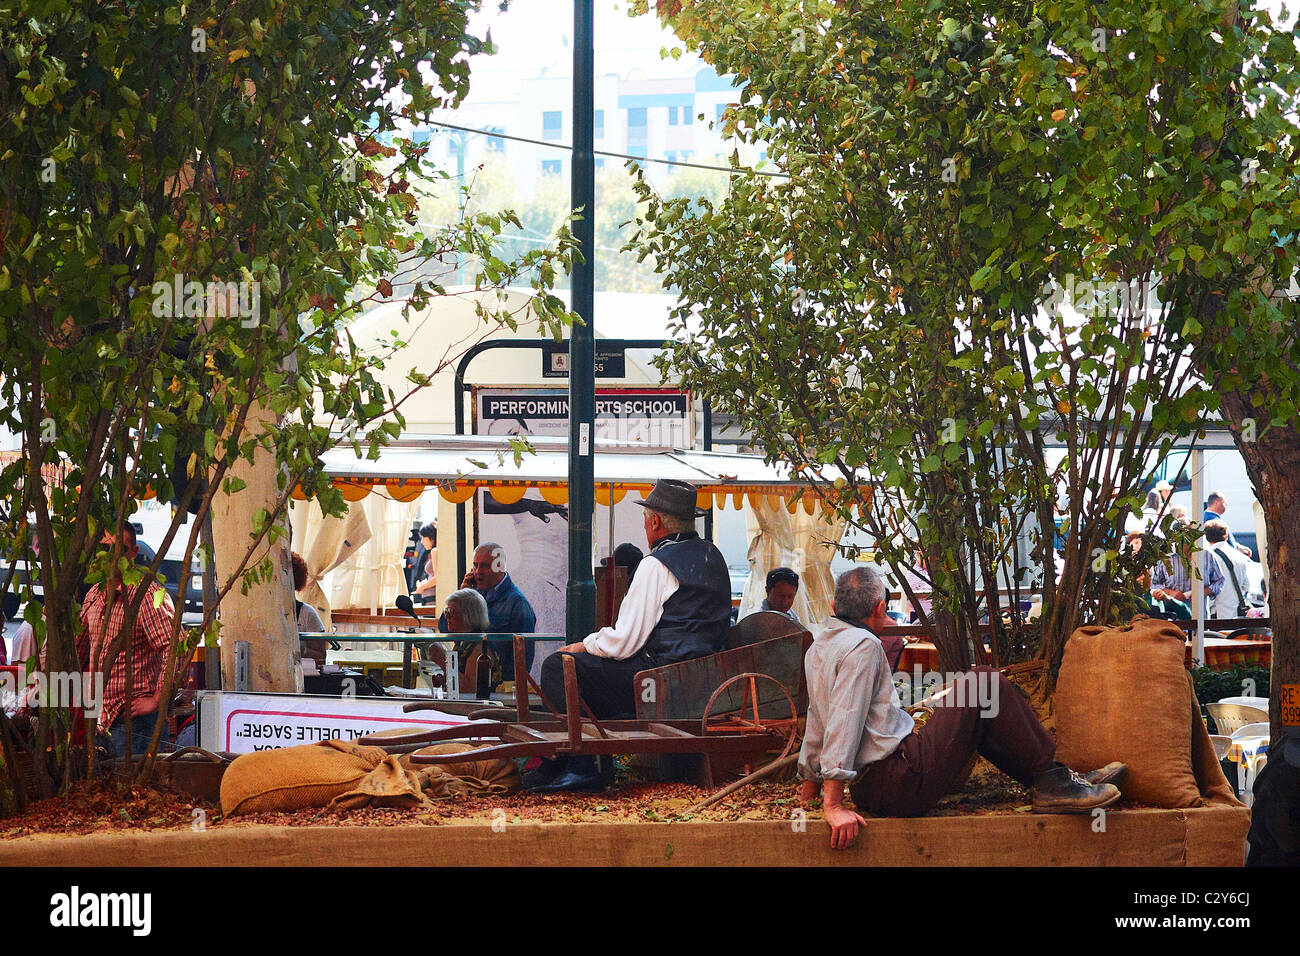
700, 672, 798, 762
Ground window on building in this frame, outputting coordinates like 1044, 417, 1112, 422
542, 110, 562, 140
716, 103, 728, 122
668, 105, 679, 126
595, 158, 605, 171
485, 126, 505, 152
594, 110, 605, 139
541, 158, 563, 176
665, 150, 678, 163
627, 106, 648, 158
411, 128, 431, 145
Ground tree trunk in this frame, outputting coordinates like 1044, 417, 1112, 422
1219, 393, 1298, 744
211, 401, 301, 693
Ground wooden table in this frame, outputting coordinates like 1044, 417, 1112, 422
327, 650, 408, 686
897, 642, 939, 673
892, 637, 1271, 674
1192, 638, 1271, 670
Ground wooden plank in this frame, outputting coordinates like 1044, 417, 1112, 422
0, 806, 1251, 867
646, 723, 696, 738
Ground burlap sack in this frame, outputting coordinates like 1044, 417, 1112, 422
1054, 617, 1240, 809
221, 739, 388, 816
399, 742, 520, 795
329, 756, 461, 811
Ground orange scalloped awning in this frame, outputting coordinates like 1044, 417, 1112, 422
334, 481, 372, 502
538, 485, 569, 505
384, 480, 426, 502
594, 486, 627, 506
285, 476, 866, 509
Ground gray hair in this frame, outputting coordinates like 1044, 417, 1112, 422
833, 566, 886, 623
444, 588, 490, 632
474, 541, 506, 569
646, 508, 695, 534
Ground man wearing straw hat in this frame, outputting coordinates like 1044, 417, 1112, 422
527, 478, 732, 793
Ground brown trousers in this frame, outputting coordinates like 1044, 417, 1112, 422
850, 666, 1055, 817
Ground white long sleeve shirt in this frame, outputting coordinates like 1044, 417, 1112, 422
798, 620, 914, 782
582, 556, 679, 659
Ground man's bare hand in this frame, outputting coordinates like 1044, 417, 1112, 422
559, 643, 587, 654
130, 696, 159, 717
798, 779, 819, 806
824, 804, 867, 850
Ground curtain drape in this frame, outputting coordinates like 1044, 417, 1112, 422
324, 494, 422, 618
288, 498, 372, 628
736, 497, 846, 630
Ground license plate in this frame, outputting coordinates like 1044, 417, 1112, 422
1282, 684, 1300, 727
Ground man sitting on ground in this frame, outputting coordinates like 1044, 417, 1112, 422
526, 478, 732, 793
798, 566, 1125, 849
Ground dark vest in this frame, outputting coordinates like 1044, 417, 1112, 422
645, 532, 732, 663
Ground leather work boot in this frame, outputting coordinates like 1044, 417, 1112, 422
1082, 761, 1127, 790
527, 755, 604, 794
1031, 765, 1122, 813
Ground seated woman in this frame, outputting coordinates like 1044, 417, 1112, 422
760, 567, 801, 624
290, 552, 328, 667
440, 587, 495, 688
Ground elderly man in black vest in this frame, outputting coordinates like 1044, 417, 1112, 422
526, 478, 733, 792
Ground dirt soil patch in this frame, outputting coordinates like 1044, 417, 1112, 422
0, 761, 1147, 837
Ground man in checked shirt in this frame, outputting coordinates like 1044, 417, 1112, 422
798, 567, 1126, 850
77, 526, 179, 757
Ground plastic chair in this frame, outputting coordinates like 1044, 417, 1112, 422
1208, 735, 1231, 761
1233, 722, 1270, 740
1227, 725, 1270, 808
1205, 703, 1269, 735
1227, 625, 1271, 640
1217, 695, 1269, 710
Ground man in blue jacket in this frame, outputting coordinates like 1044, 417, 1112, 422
441, 542, 536, 685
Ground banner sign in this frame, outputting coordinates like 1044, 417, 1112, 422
477, 387, 691, 446
196, 690, 475, 754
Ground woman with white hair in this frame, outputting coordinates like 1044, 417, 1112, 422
442, 587, 496, 690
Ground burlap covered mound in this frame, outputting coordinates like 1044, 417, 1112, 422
221, 739, 392, 816
221, 738, 484, 815
399, 742, 520, 795
1054, 616, 1240, 809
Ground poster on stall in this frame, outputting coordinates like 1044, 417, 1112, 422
474, 387, 693, 679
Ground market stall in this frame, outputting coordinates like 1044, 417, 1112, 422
293, 434, 861, 633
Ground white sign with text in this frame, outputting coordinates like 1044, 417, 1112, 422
197, 691, 477, 754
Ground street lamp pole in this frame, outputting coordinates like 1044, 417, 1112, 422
566, 0, 597, 642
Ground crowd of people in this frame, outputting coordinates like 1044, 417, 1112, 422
1115, 487, 1264, 621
